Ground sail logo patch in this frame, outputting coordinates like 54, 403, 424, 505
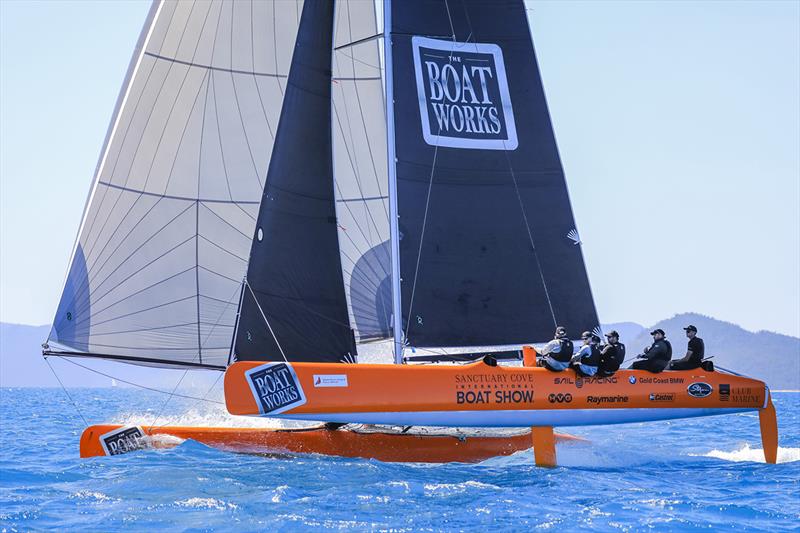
245, 363, 307, 415
100, 426, 147, 456
687, 382, 713, 398
412, 36, 517, 150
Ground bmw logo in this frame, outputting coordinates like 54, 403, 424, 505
629, 376, 636, 384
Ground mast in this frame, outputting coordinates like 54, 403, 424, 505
383, 0, 404, 364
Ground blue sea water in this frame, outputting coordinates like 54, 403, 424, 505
0, 388, 798, 531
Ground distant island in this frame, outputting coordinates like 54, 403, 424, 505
1, 313, 798, 389
604, 313, 799, 390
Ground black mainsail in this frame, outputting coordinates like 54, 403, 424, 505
232, 0, 356, 364
387, 0, 599, 351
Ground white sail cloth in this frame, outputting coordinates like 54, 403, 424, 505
49, 0, 304, 367
332, 1, 391, 343
48, 0, 391, 368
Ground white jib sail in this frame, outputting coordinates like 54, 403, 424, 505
47, 0, 305, 368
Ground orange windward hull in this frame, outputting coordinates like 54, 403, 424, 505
79, 424, 584, 462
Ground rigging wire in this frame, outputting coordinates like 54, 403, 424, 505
502, 147, 557, 328
44, 357, 90, 427
57, 357, 224, 404
150, 372, 225, 431
245, 278, 289, 363
402, 0, 457, 342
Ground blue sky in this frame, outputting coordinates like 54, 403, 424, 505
1, 0, 798, 337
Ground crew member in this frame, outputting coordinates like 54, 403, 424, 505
598, 330, 625, 377
630, 329, 672, 373
570, 332, 600, 376
538, 326, 574, 372
669, 325, 704, 370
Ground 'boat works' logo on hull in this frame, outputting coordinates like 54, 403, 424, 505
412, 36, 517, 150
245, 363, 306, 415
100, 426, 147, 456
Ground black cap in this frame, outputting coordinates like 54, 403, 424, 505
605, 330, 619, 338
591, 335, 601, 344
650, 328, 665, 336
683, 325, 698, 332
555, 326, 567, 337
581, 331, 592, 339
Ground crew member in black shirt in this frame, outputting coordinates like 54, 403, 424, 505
598, 330, 625, 377
669, 325, 705, 370
630, 329, 672, 373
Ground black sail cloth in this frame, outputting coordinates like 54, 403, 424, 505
233, 0, 356, 364
389, 0, 599, 348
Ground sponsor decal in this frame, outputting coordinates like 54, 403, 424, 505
638, 376, 685, 385
649, 393, 676, 402
554, 377, 574, 385
548, 393, 573, 404
412, 36, 518, 150
687, 382, 713, 398
587, 395, 629, 405
730, 386, 760, 404
245, 363, 307, 415
629, 376, 637, 384
100, 426, 147, 456
453, 372, 535, 405
313, 374, 348, 388
719, 384, 730, 401
456, 389, 534, 405
575, 376, 618, 389
454, 373, 534, 385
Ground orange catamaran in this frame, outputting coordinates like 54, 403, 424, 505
44, 0, 777, 466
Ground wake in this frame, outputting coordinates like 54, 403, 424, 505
692, 444, 800, 464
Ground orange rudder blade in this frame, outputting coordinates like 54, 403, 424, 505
759, 396, 778, 464
532, 426, 557, 467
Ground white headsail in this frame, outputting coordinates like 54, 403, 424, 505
47, 0, 305, 368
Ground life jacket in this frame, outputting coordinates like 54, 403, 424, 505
599, 343, 624, 374
551, 338, 574, 363
649, 339, 672, 362
581, 344, 601, 368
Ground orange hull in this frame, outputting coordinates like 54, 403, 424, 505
79, 424, 584, 462
224, 361, 769, 426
